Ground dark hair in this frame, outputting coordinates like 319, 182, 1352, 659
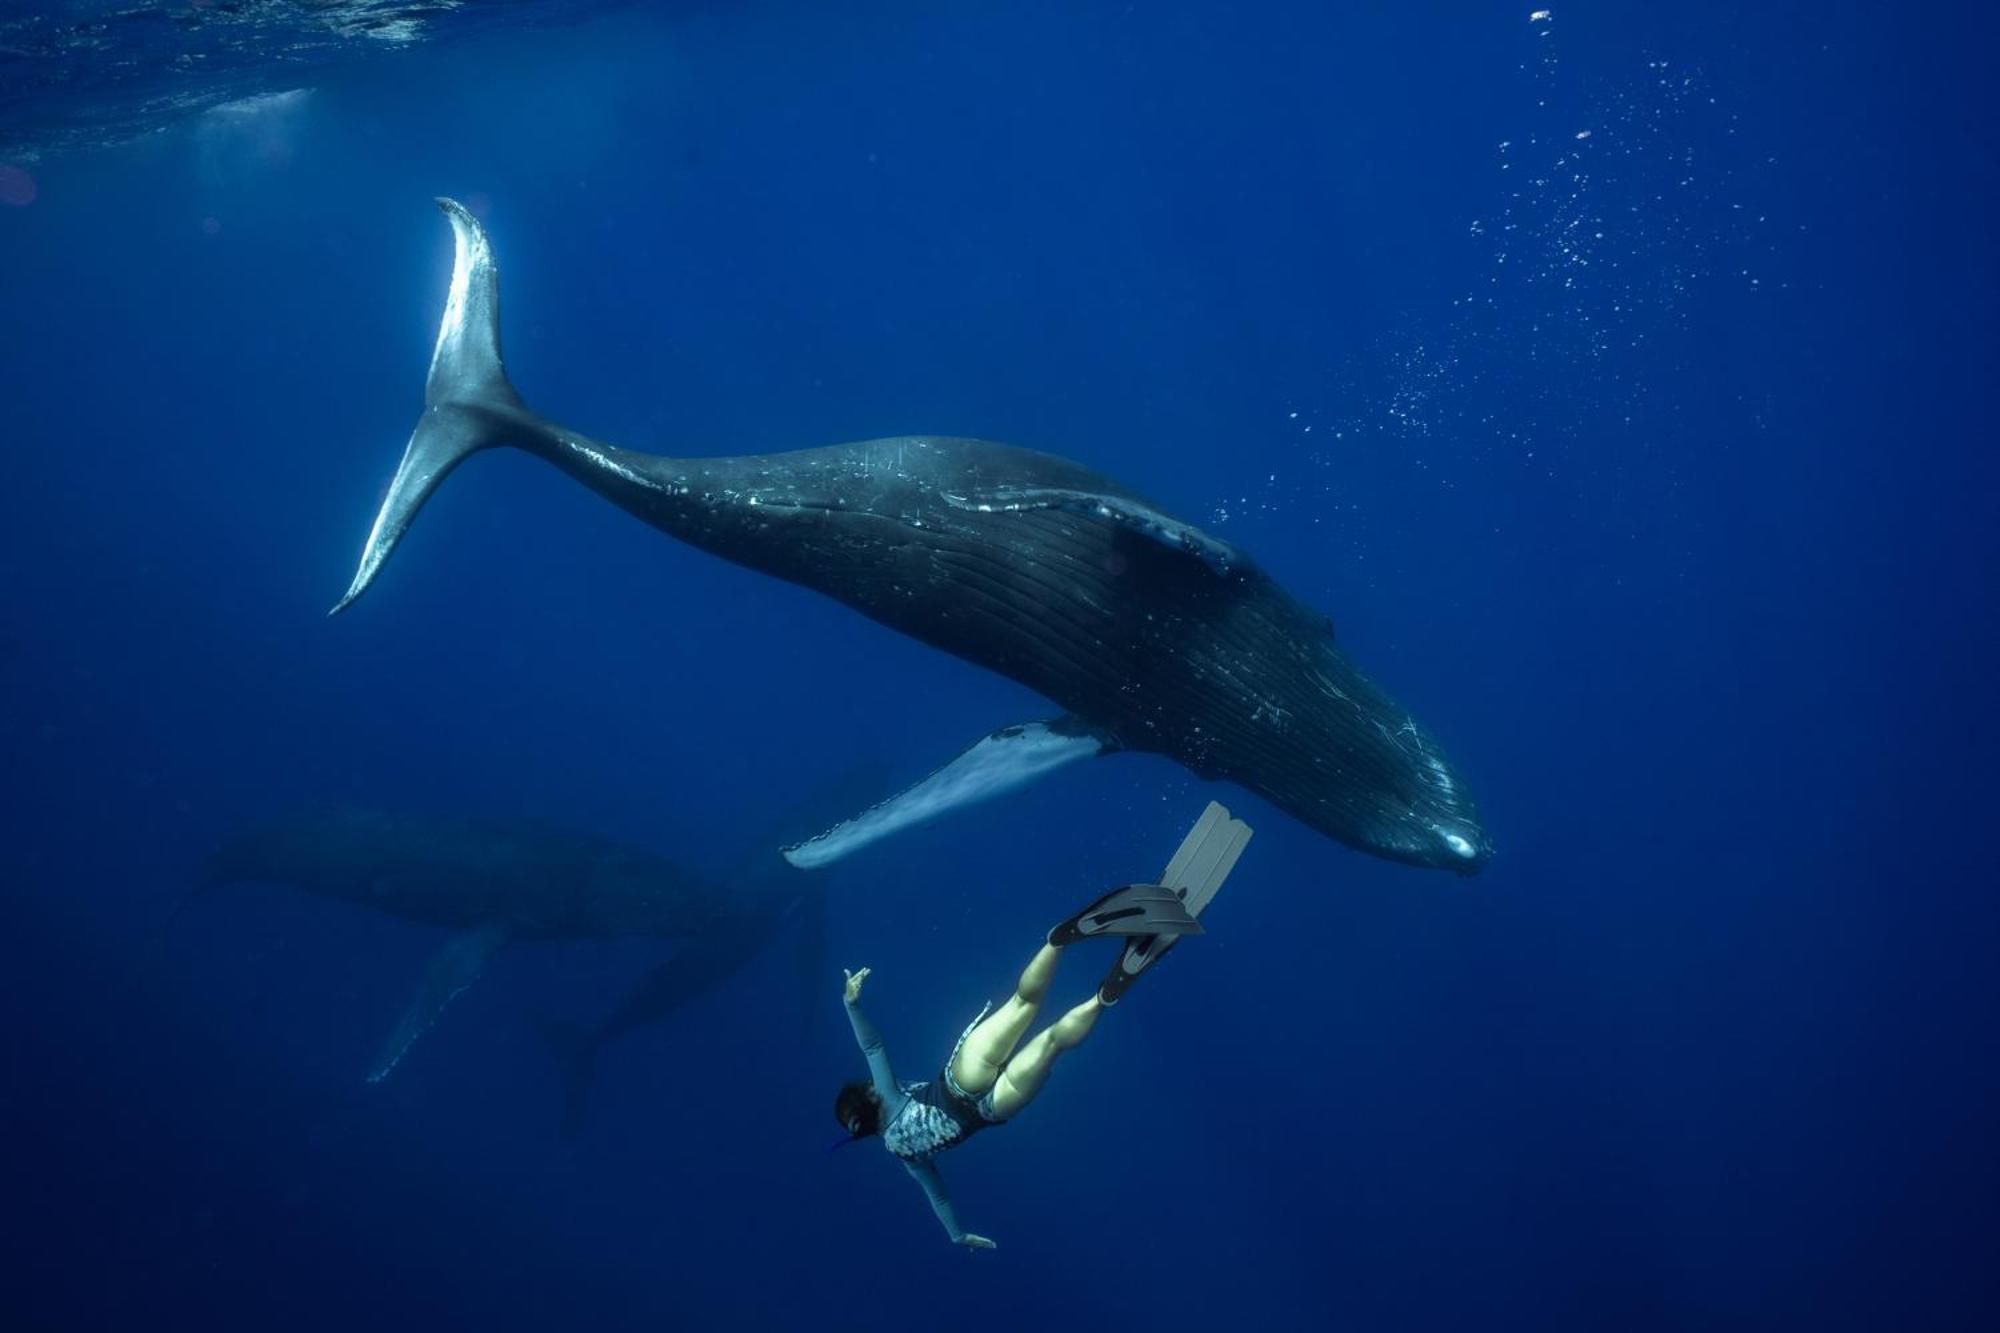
834, 1081, 883, 1138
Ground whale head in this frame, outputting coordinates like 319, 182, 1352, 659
1426, 817, 1494, 876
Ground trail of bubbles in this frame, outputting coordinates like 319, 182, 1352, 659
1279, 9, 1794, 559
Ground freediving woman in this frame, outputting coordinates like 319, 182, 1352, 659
832, 802, 1252, 1247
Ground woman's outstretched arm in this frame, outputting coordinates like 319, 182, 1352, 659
903, 1161, 995, 1250
843, 966, 899, 1104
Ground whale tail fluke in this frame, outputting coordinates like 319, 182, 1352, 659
149, 842, 244, 947
540, 1018, 602, 1141
331, 198, 530, 615
141, 875, 218, 969
136, 848, 249, 982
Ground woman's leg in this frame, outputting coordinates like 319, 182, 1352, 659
951, 944, 1061, 1096
987, 995, 1102, 1119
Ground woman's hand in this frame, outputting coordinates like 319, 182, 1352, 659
843, 966, 871, 1004
956, 1233, 997, 1250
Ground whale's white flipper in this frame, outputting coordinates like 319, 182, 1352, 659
366, 918, 514, 1083
940, 487, 1247, 575
782, 718, 1115, 869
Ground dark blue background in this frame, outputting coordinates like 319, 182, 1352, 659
2, 3, 1993, 1329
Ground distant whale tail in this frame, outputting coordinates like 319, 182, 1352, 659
330, 198, 532, 615
140, 850, 239, 970
540, 1018, 602, 1141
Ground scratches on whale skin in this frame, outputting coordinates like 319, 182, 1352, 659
939, 487, 1247, 576
1249, 698, 1294, 732
555, 435, 657, 493
732, 492, 847, 514
1308, 668, 1354, 705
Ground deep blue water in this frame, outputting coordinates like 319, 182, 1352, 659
2, 3, 1994, 1329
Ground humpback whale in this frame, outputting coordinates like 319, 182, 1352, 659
543, 886, 813, 1138
334, 200, 1491, 874
539, 765, 883, 1135
196, 807, 780, 1083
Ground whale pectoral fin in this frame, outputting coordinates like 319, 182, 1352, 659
782, 717, 1116, 869
366, 918, 515, 1083
940, 487, 1247, 576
